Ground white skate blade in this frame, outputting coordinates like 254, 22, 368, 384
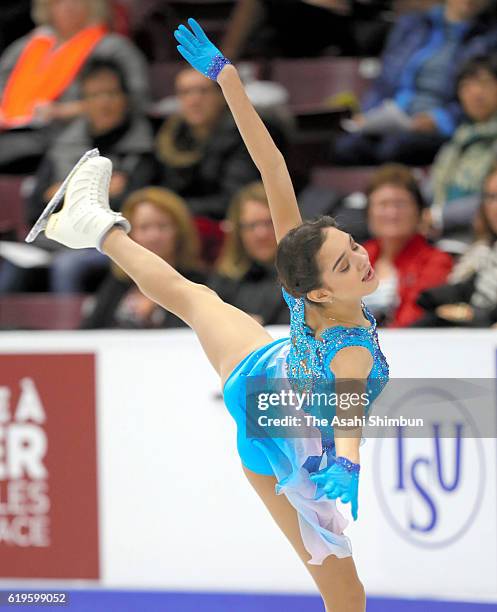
25, 148, 101, 243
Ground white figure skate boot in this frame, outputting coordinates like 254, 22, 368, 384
43, 156, 130, 252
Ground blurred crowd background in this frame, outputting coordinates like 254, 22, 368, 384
1, 0, 497, 331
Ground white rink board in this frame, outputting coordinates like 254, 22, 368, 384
0, 327, 496, 602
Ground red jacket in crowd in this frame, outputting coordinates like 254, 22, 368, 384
363, 233, 453, 328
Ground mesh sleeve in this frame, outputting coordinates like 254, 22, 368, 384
322, 334, 376, 376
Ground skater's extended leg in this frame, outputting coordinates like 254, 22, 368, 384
243, 466, 366, 612
102, 228, 274, 386
31, 155, 275, 387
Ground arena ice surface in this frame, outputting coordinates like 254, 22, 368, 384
2, 591, 496, 611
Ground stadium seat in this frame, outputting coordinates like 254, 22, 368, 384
132, 0, 233, 62
167, 0, 235, 19
193, 216, 225, 265
310, 165, 430, 196
270, 57, 373, 113
111, 0, 131, 37
149, 62, 184, 101
0, 175, 27, 240
0, 294, 86, 330
311, 166, 378, 195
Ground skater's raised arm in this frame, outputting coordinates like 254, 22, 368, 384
217, 66, 302, 242
174, 18, 302, 243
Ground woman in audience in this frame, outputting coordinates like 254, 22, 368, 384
415, 163, 497, 327
81, 187, 205, 329
208, 182, 289, 325
428, 53, 497, 245
333, 0, 497, 166
361, 164, 453, 326
0, 0, 148, 172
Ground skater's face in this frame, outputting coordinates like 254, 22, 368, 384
82, 70, 128, 135
368, 184, 420, 242
458, 68, 497, 122
175, 69, 224, 130
482, 171, 497, 235
239, 199, 277, 264
130, 202, 178, 262
49, 0, 92, 39
307, 227, 378, 304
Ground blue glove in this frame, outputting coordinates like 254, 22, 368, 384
309, 456, 360, 520
174, 18, 231, 81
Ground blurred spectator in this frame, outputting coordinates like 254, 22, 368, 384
26, 58, 156, 295
427, 53, 497, 244
156, 68, 260, 221
415, 163, 497, 327
0, 0, 149, 173
333, 0, 497, 166
0, 58, 156, 296
222, 0, 393, 60
81, 187, 205, 328
207, 182, 289, 326
361, 164, 453, 327
28, 58, 156, 223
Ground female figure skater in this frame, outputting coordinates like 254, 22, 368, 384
32, 18, 389, 612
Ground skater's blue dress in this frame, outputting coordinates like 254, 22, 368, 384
223, 287, 389, 564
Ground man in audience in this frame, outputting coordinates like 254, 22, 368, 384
28, 58, 156, 223
1, 58, 156, 294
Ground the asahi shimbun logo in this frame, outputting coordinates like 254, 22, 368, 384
373, 385, 485, 548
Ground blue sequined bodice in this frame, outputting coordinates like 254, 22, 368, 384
282, 287, 390, 397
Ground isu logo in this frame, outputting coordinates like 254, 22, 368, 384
373, 386, 485, 548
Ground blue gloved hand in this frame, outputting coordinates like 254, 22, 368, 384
309, 456, 360, 520
174, 18, 231, 81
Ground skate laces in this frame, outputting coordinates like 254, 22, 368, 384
68, 167, 111, 234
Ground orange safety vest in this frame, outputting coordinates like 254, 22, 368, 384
0, 24, 108, 128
